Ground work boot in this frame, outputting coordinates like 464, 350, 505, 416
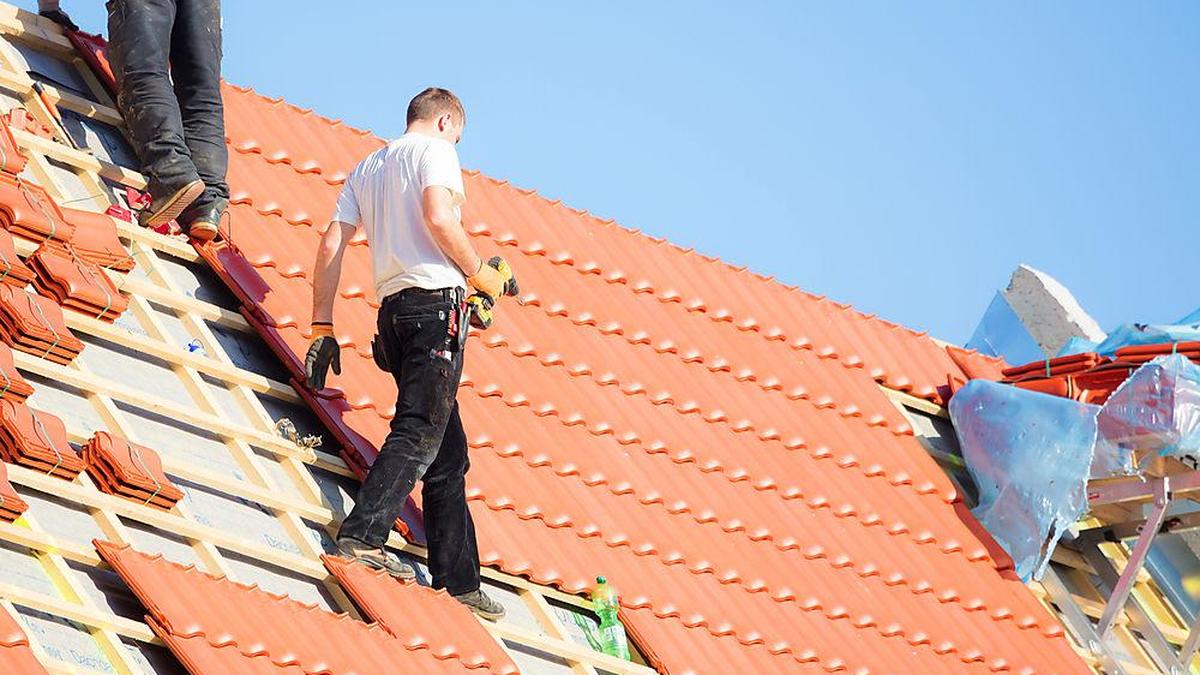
181, 199, 226, 243
453, 588, 506, 622
336, 537, 416, 580
138, 179, 204, 228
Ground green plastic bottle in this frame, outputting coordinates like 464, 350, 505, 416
591, 576, 631, 660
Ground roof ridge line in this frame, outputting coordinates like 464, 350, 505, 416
226, 83, 379, 140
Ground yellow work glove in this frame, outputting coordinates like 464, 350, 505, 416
467, 258, 506, 300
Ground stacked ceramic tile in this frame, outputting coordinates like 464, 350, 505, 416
0, 229, 35, 289
0, 284, 85, 364
29, 244, 128, 321
83, 431, 183, 510
0, 343, 33, 403
0, 113, 28, 177
0, 460, 27, 522
0, 399, 84, 479
62, 207, 136, 273
0, 173, 73, 243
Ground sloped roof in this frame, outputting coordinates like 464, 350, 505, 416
69, 31, 1083, 674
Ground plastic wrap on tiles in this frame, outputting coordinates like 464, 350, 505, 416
0, 605, 47, 674
95, 541, 482, 674
1097, 354, 1200, 463
1095, 323, 1200, 357
322, 555, 519, 674
949, 380, 1096, 581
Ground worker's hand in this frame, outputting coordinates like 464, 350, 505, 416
304, 323, 341, 390
467, 259, 507, 300
39, 9, 78, 32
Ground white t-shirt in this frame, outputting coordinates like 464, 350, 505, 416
331, 133, 468, 299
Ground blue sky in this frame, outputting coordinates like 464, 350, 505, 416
33, 2, 1199, 342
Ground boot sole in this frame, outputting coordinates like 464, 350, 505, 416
464, 604, 505, 622
339, 547, 416, 580
188, 221, 219, 243
142, 180, 204, 227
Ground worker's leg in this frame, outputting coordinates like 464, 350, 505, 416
421, 402, 481, 595
106, 0, 201, 201
338, 291, 461, 548
170, 0, 228, 221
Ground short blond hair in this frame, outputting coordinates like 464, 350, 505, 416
407, 87, 465, 126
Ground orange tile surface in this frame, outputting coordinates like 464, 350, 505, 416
0, 605, 46, 674
61, 33, 1087, 674
322, 555, 519, 674
96, 541, 503, 674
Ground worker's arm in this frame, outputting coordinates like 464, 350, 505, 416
38, 0, 78, 30
422, 186, 506, 297
304, 220, 354, 389
422, 186, 481, 276
311, 220, 356, 324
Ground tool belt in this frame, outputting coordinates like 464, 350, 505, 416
370, 286, 467, 373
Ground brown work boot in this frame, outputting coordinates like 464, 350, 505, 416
336, 536, 416, 580
138, 179, 204, 228
181, 201, 225, 243
453, 588, 506, 622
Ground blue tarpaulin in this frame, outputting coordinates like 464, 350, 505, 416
966, 293, 1045, 366
1094, 323, 1200, 357
949, 380, 1097, 581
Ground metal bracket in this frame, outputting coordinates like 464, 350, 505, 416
1097, 476, 1171, 639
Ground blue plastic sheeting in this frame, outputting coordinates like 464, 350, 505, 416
950, 380, 1097, 582
1057, 335, 1100, 357
966, 293, 1045, 366
1098, 354, 1200, 460
1178, 306, 1200, 325
1094, 323, 1200, 357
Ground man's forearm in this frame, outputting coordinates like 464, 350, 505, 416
311, 221, 353, 324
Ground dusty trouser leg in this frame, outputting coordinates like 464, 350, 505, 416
421, 403, 481, 594
338, 292, 462, 548
106, 0, 201, 198
170, 0, 228, 217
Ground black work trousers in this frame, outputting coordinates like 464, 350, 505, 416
338, 288, 481, 596
106, 0, 229, 212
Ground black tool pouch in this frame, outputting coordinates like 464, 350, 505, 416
370, 333, 389, 372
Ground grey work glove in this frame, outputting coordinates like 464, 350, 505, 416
39, 8, 79, 32
304, 323, 341, 390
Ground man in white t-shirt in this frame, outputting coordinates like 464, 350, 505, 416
306, 88, 508, 621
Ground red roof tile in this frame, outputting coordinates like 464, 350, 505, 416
95, 540, 499, 674
0, 606, 46, 674
322, 555, 518, 673
67, 34, 1086, 674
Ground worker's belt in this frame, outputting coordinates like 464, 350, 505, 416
372, 286, 466, 372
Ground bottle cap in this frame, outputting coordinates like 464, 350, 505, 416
596, 575, 606, 584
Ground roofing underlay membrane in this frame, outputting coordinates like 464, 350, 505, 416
51, 29, 1087, 675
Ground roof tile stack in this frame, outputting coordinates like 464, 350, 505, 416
0, 343, 33, 403
0, 460, 28, 522
0, 400, 83, 479
59, 207, 135, 273
0, 230, 34, 289
0, 114, 26, 179
29, 244, 127, 321
0, 284, 84, 364
0, 174, 72, 243
83, 432, 183, 510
